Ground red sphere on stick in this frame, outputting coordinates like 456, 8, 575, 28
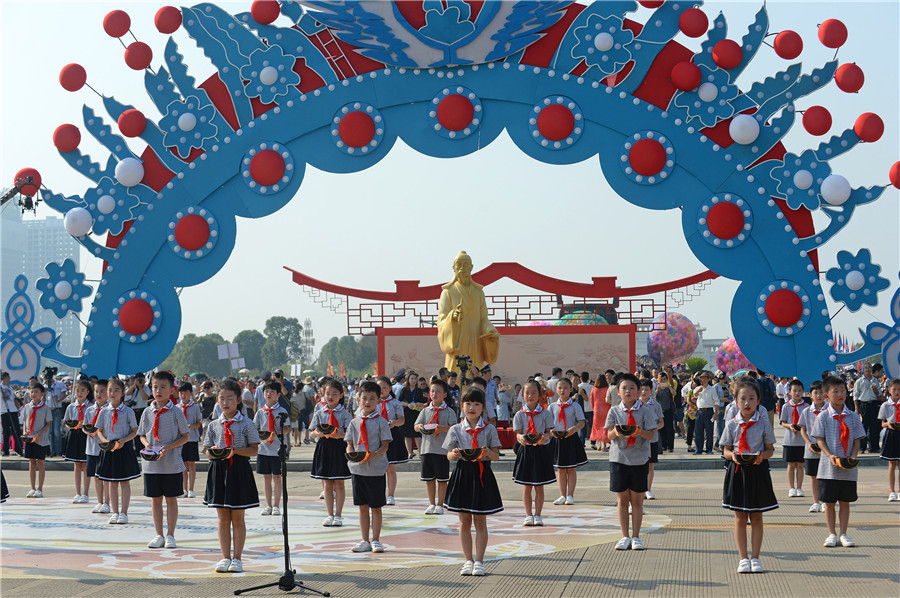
251, 0, 281, 24
437, 94, 475, 131
174, 214, 210, 251
889, 162, 900, 189
537, 105, 575, 141
119, 299, 154, 335
671, 61, 702, 91
118, 109, 147, 137
679, 8, 708, 38
834, 63, 864, 93
338, 112, 376, 148
59, 63, 87, 92
802, 106, 832, 136
53, 124, 81, 152
249, 150, 286, 185
103, 10, 131, 38
124, 42, 153, 70
638, 1, 664, 7
818, 19, 848, 48
629, 139, 667, 176
765, 289, 803, 328
854, 113, 884, 143
707, 202, 744, 240
712, 40, 742, 69
14, 168, 42, 197
155, 6, 182, 34
774, 30, 803, 59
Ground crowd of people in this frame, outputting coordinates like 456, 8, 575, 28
1, 361, 898, 577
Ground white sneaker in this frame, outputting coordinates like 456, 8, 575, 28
371, 540, 384, 553
32, 490, 43, 498
271, 506, 280, 516
227, 559, 243, 572
795, 488, 805, 497
889, 492, 899, 502
425, 504, 436, 514
386, 496, 395, 505
187, 490, 196, 498
523, 515, 535, 526
631, 537, 644, 550
99, 503, 111, 514
644, 490, 655, 500
332, 516, 343, 527
260, 505, 273, 516
824, 534, 837, 547
92, 503, 104, 513
109, 513, 120, 525
614, 536, 631, 550
322, 515, 334, 527
737, 558, 751, 573
788, 488, 797, 497
839, 534, 855, 547
809, 502, 821, 513
533, 515, 544, 526
165, 535, 177, 548
628, 504, 633, 514
179, 491, 188, 498
73, 495, 82, 503
319, 491, 325, 499
215, 558, 232, 573
460, 560, 474, 575
26, 489, 36, 498
565, 495, 575, 505
750, 558, 763, 573
352, 540, 372, 553
433, 506, 443, 515
552, 496, 567, 505
148, 535, 166, 548
117, 513, 128, 524
472, 561, 485, 576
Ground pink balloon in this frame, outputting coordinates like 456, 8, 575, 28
647, 312, 699, 366
716, 337, 752, 373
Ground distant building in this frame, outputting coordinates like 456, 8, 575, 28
1, 210, 84, 364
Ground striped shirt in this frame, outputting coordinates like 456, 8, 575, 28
811, 406, 866, 481
799, 404, 826, 460
137, 400, 190, 474
414, 404, 458, 454
203, 412, 261, 449
511, 407, 553, 446
605, 401, 657, 466
179, 401, 203, 442
643, 398, 664, 443
344, 415, 391, 476
22, 401, 52, 446
99, 403, 137, 441
83, 402, 107, 456
443, 419, 501, 457
720, 413, 776, 454
780, 401, 808, 446
310, 405, 353, 437
254, 404, 290, 457
548, 401, 585, 430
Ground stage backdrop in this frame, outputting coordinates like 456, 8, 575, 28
377, 325, 635, 384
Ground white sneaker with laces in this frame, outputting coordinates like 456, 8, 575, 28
628, 504, 633, 514
165, 535, 177, 548
386, 496, 395, 505
460, 560, 474, 575
750, 558, 763, 573
839, 534, 855, 547
187, 490, 196, 498
533, 515, 544, 526
523, 515, 534, 526
99, 503, 111, 514
32, 490, 43, 498
823, 534, 837, 547
795, 488, 805, 497
614, 537, 631, 550
565, 495, 575, 505
552, 496, 567, 505
92, 503, 104, 513
631, 537, 645, 550
351, 540, 372, 553
332, 516, 343, 527
260, 505, 273, 516
117, 513, 128, 524
737, 559, 751, 573
215, 558, 232, 573
425, 504, 436, 514
433, 506, 444, 515
644, 490, 656, 500
322, 516, 334, 527
109, 513, 120, 525
227, 559, 243, 572
179, 491, 188, 498
271, 507, 280, 516
148, 535, 166, 548
788, 488, 797, 497
319, 491, 325, 499
26, 489, 36, 498
73, 495, 82, 503
371, 540, 385, 553
809, 502, 820, 513
472, 561, 485, 576
889, 492, 899, 502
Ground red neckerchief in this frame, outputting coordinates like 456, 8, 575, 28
523, 404, 543, 434
828, 405, 851, 454
76, 401, 88, 423
623, 401, 642, 447
220, 411, 243, 466
428, 403, 447, 425
262, 404, 279, 443
555, 398, 572, 425
151, 400, 173, 442
358, 411, 381, 452
735, 410, 760, 472
28, 401, 45, 435
180, 400, 193, 421
325, 404, 344, 428
380, 397, 395, 421
108, 403, 124, 428
790, 400, 803, 426
463, 417, 486, 487
889, 398, 900, 423
90, 403, 105, 426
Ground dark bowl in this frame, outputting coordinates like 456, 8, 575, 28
734, 453, 759, 466
791, 424, 802, 432
345, 451, 367, 463
140, 449, 161, 461
809, 443, 822, 454
523, 433, 543, 445
420, 424, 437, 435
838, 457, 859, 469
615, 424, 637, 437
207, 447, 233, 460
891, 422, 900, 432
551, 430, 568, 439
81, 423, 97, 434
258, 430, 272, 441
317, 424, 336, 436
98, 440, 116, 451
64, 419, 79, 429
458, 448, 483, 461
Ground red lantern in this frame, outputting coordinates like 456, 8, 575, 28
53, 124, 81, 152
59, 63, 87, 92
124, 42, 153, 70
712, 40, 742, 70
818, 19, 848, 49
834, 63, 864, 93
638, 1, 664, 8
14, 168, 42, 197
118, 109, 147, 138
774, 30, 803, 60
251, 0, 281, 25
103, 10, 131, 38
671, 62, 702, 91
155, 6, 182, 34
802, 106, 832, 136
854, 113, 884, 143
889, 161, 900, 189
679, 8, 708, 38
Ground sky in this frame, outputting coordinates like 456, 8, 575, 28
1, 1, 898, 364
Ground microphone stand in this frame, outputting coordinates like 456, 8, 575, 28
235, 412, 329, 596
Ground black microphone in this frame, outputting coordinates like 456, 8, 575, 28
277, 412, 289, 427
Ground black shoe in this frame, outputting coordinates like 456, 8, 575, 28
693, 451, 702, 455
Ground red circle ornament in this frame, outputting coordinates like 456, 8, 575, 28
802, 106, 832, 136
53, 124, 81, 152
117, 109, 147, 138
536, 104, 575, 141
249, 150, 286, 186
670, 61, 702, 91
774, 30, 803, 59
124, 42, 153, 70
14, 168, 41, 197
338, 111, 376, 148
712, 40, 742, 69
437, 94, 475, 131
706, 202, 744, 240
765, 289, 803, 328
834, 63, 864, 93
629, 139, 667, 176
119, 299, 154, 335
155, 6, 182, 34
679, 8, 708, 38
889, 161, 900, 189
818, 19, 848, 49
103, 10, 131, 38
251, 0, 281, 25
174, 214, 210, 251
854, 113, 883, 143
638, 1, 664, 8
59, 63, 87, 92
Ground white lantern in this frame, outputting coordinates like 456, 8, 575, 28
793, 170, 813, 190
728, 114, 760, 145
698, 82, 718, 102
115, 157, 144, 188
177, 113, 197, 131
54, 280, 73, 300
845, 270, 865, 291
64, 207, 93, 237
820, 174, 851, 205
259, 66, 279, 86
594, 33, 614, 52
97, 194, 116, 214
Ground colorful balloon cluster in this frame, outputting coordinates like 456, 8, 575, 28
646, 312, 699, 366
554, 311, 609, 326
716, 337, 753, 374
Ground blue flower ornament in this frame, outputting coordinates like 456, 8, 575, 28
240, 46, 301, 105
825, 249, 890, 312
672, 64, 739, 128
36, 258, 93, 319
159, 95, 219, 157
770, 149, 830, 211
82, 176, 140, 236
571, 15, 634, 76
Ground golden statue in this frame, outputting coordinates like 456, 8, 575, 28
437, 251, 500, 373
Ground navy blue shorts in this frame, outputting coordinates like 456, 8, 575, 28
351, 474, 386, 508
86, 454, 100, 477
256, 454, 282, 476
609, 461, 649, 494
144, 472, 184, 498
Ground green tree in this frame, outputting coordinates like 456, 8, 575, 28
261, 316, 303, 368
317, 335, 378, 377
684, 357, 708, 373
233, 329, 265, 370
160, 333, 231, 378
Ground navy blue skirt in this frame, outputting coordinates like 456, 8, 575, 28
551, 434, 588, 469
881, 428, 900, 460
204, 455, 259, 510
311, 437, 351, 480
445, 459, 503, 515
96, 442, 141, 482
512, 443, 556, 486
722, 460, 779, 512
387, 426, 409, 464
63, 428, 87, 462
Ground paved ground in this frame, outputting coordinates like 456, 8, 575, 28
1, 453, 898, 598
